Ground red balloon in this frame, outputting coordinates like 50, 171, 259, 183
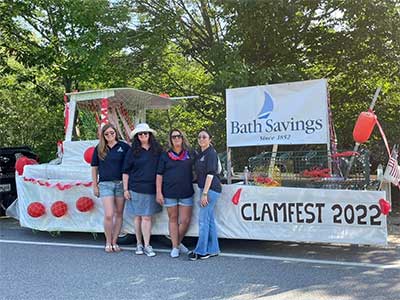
27, 202, 46, 218
353, 111, 377, 144
76, 197, 94, 212
15, 156, 38, 176
51, 201, 68, 218
84, 147, 95, 164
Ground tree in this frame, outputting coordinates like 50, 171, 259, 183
0, 57, 64, 161
303, 0, 400, 163
133, 0, 400, 165
1, 0, 398, 165
0, 0, 133, 93
0, 0, 133, 160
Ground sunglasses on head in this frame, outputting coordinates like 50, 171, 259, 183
138, 132, 149, 136
171, 134, 182, 139
104, 131, 115, 137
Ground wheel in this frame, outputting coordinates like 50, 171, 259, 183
117, 233, 136, 245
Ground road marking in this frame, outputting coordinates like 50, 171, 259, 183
221, 252, 400, 269
1, 239, 399, 270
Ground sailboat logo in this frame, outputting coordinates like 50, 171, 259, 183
257, 91, 274, 119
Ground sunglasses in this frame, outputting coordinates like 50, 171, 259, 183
171, 134, 182, 139
198, 135, 209, 140
104, 131, 115, 137
138, 132, 149, 136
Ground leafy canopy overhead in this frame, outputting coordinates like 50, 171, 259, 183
0, 0, 399, 165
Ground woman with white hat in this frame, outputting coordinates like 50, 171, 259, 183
122, 123, 162, 257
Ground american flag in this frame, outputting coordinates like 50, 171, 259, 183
384, 145, 400, 187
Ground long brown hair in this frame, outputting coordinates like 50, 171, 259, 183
98, 123, 119, 160
168, 128, 190, 151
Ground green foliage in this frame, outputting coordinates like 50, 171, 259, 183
0, 0, 399, 168
0, 57, 64, 162
0, 0, 133, 159
0, 0, 133, 92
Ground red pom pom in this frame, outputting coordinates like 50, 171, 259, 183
84, 147, 95, 164
379, 198, 391, 216
51, 201, 68, 217
76, 197, 94, 212
15, 156, 38, 176
27, 202, 46, 218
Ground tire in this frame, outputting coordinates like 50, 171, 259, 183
117, 233, 136, 245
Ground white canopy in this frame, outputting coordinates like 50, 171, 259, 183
65, 88, 177, 110
65, 88, 177, 141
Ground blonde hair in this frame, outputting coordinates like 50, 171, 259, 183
98, 123, 119, 160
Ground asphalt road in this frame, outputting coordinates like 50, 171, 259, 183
1, 217, 399, 300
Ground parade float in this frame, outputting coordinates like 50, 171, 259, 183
10, 81, 398, 246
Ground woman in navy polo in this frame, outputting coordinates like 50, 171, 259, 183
122, 123, 162, 257
156, 129, 194, 258
91, 123, 130, 253
188, 129, 222, 261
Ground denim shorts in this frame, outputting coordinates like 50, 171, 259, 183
164, 196, 193, 208
98, 181, 123, 198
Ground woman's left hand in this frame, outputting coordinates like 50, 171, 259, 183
124, 190, 131, 200
200, 194, 208, 207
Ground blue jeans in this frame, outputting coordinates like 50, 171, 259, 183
194, 189, 221, 255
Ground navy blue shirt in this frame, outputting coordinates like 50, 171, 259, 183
194, 146, 222, 193
91, 141, 130, 182
122, 147, 160, 194
157, 150, 194, 199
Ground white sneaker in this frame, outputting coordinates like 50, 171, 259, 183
144, 245, 156, 257
135, 244, 144, 255
178, 243, 189, 254
170, 248, 180, 258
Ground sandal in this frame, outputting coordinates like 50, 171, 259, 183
105, 244, 113, 253
112, 244, 121, 252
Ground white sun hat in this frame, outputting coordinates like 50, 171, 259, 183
130, 123, 156, 139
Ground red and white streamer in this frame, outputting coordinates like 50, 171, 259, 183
119, 104, 134, 130
116, 106, 133, 140
109, 107, 124, 139
100, 98, 109, 128
23, 177, 92, 190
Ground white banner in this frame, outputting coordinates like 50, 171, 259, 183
15, 175, 387, 246
218, 185, 387, 246
226, 79, 330, 147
